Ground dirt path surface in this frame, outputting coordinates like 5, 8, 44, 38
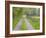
14, 18, 34, 30
14, 19, 23, 30
24, 18, 34, 30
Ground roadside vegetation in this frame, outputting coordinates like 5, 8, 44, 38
29, 16, 40, 29
12, 7, 40, 30
21, 19, 27, 30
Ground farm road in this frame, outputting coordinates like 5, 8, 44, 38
14, 18, 34, 30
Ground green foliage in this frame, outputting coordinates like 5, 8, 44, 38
21, 20, 27, 30
29, 16, 40, 29
13, 7, 23, 18
12, 17, 20, 30
13, 7, 40, 18
12, 7, 40, 30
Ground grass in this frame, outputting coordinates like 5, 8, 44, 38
29, 16, 40, 29
12, 17, 20, 30
21, 19, 27, 30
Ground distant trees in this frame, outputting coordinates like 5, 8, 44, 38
13, 7, 23, 18
25, 8, 40, 16
13, 7, 40, 18
32, 8, 40, 16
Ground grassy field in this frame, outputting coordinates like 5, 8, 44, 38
21, 19, 27, 30
29, 16, 40, 29
12, 17, 20, 30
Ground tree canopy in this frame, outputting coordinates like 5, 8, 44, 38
13, 7, 40, 18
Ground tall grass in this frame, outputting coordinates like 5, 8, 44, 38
21, 19, 27, 30
29, 16, 40, 29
